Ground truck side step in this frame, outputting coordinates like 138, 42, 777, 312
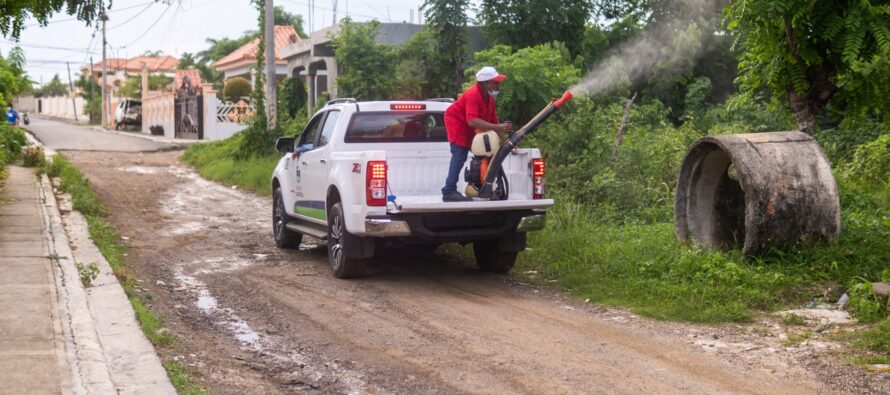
286, 222, 328, 240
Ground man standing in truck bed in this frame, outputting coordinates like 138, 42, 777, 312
441, 67, 514, 202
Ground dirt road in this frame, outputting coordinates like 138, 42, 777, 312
62, 149, 848, 394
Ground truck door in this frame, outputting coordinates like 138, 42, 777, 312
296, 109, 341, 223
289, 112, 324, 221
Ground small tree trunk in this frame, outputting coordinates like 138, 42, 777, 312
788, 88, 816, 135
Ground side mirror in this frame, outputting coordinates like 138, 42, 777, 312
275, 137, 295, 153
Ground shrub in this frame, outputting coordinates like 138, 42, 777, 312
22, 146, 45, 167
843, 134, 890, 186
223, 77, 252, 102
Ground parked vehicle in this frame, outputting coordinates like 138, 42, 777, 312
114, 99, 142, 130
22, 112, 29, 125
271, 98, 553, 278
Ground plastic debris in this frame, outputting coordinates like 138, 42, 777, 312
864, 364, 890, 372
836, 293, 849, 308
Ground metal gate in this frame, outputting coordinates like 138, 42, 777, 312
174, 75, 203, 139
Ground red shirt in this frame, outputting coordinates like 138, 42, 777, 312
445, 83, 499, 148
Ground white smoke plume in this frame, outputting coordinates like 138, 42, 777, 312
571, 0, 722, 97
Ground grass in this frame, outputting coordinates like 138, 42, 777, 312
516, 180, 890, 323
44, 154, 201, 393
163, 361, 205, 395
180, 134, 279, 195
851, 319, 890, 364
782, 313, 809, 326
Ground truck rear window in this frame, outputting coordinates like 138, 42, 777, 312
345, 112, 447, 143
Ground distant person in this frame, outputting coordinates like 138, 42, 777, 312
6, 103, 19, 126
441, 66, 513, 202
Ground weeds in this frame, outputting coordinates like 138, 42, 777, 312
785, 331, 813, 346
181, 134, 279, 195
163, 361, 205, 395
44, 153, 202, 391
75, 262, 99, 287
22, 146, 45, 167
782, 313, 809, 326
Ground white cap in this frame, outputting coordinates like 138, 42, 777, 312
475, 66, 507, 82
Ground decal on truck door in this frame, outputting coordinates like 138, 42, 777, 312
294, 200, 326, 220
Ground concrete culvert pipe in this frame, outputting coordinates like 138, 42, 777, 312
674, 131, 841, 256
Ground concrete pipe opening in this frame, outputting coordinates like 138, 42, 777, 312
675, 132, 841, 256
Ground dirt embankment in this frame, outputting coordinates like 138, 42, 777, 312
63, 149, 884, 394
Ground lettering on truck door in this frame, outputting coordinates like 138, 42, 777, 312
292, 112, 325, 221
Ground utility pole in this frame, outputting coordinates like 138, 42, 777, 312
101, 11, 110, 129
66, 62, 78, 121
332, 0, 337, 25
264, 0, 277, 128
89, 57, 95, 123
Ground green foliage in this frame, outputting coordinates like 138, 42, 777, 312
0, 124, 26, 165
478, 0, 593, 58
852, 319, 890, 359
38, 74, 68, 97
421, 0, 471, 96
177, 52, 197, 70
843, 134, 890, 186
163, 361, 205, 395
75, 262, 99, 287
393, 28, 440, 99
0, 0, 103, 39
277, 76, 306, 119
848, 280, 889, 323
118, 74, 173, 99
75, 72, 101, 124
725, 0, 890, 130
182, 134, 280, 195
0, 46, 30, 107
22, 146, 45, 168
467, 42, 582, 124
223, 77, 253, 102
331, 19, 398, 100
197, 36, 255, 64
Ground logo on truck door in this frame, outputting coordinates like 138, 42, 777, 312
352, 163, 361, 174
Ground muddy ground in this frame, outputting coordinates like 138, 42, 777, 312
63, 149, 888, 394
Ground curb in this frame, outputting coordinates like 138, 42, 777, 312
31, 135, 176, 394
88, 125, 198, 147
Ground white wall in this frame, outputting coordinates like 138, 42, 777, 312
204, 95, 249, 141
36, 96, 88, 122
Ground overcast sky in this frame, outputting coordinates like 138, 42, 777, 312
1, 0, 475, 87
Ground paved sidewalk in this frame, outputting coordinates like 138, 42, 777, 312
0, 166, 71, 393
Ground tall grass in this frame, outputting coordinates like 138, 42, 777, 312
180, 133, 280, 195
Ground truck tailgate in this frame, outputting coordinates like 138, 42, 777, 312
387, 197, 554, 214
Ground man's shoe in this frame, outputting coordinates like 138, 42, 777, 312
443, 191, 472, 202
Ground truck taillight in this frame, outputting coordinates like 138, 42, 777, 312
532, 158, 545, 199
366, 161, 387, 206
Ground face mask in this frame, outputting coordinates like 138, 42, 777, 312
490, 90, 500, 97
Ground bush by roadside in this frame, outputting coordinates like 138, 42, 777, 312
0, 124, 27, 178
181, 132, 280, 195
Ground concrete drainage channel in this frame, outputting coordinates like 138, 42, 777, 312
33, 140, 175, 393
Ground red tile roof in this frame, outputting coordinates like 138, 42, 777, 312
92, 56, 179, 73
214, 25, 301, 69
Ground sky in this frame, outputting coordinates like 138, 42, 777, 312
0, 0, 470, 88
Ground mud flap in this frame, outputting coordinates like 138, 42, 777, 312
497, 232, 526, 252
343, 231, 375, 259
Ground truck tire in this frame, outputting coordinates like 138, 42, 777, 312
328, 202, 366, 278
473, 240, 517, 273
273, 187, 302, 248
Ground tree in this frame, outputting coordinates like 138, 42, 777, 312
468, 42, 582, 124
0, 0, 104, 39
331, 19, 397, 100
277, 76, 306, 118
478, 0, 593, 58
75, 72, 100, 124
141, 50, 163, 57
0, 46, 30, 107
223, 77, 252, 101
274, 5, 306, 38
40, 74, 68, 97
118, 74, 172, 98
177, 52, 197, 69
725, 0, 890, 134
422, 0, 470, 96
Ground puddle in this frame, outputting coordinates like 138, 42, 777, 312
117, 165, 163, 175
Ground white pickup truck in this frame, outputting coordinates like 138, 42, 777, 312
271, 98, 554, 278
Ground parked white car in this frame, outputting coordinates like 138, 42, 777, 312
271, 98, 553, 278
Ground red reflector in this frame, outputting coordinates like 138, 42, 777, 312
390, 103, 426, 111
532, 159, 545, 200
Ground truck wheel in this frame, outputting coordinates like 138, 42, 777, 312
328, 202, 366, 278
273, 187, 302, 248
473, 240, 518, 273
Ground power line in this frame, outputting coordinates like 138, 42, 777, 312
1, 39, 99, 54
23, 1, 156, 28
106, 2, 156, 30
118, 2, 175, 48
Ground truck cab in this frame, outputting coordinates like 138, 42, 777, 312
271, 98, 553, 278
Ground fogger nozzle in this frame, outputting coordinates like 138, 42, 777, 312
554, 90, 573, 108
